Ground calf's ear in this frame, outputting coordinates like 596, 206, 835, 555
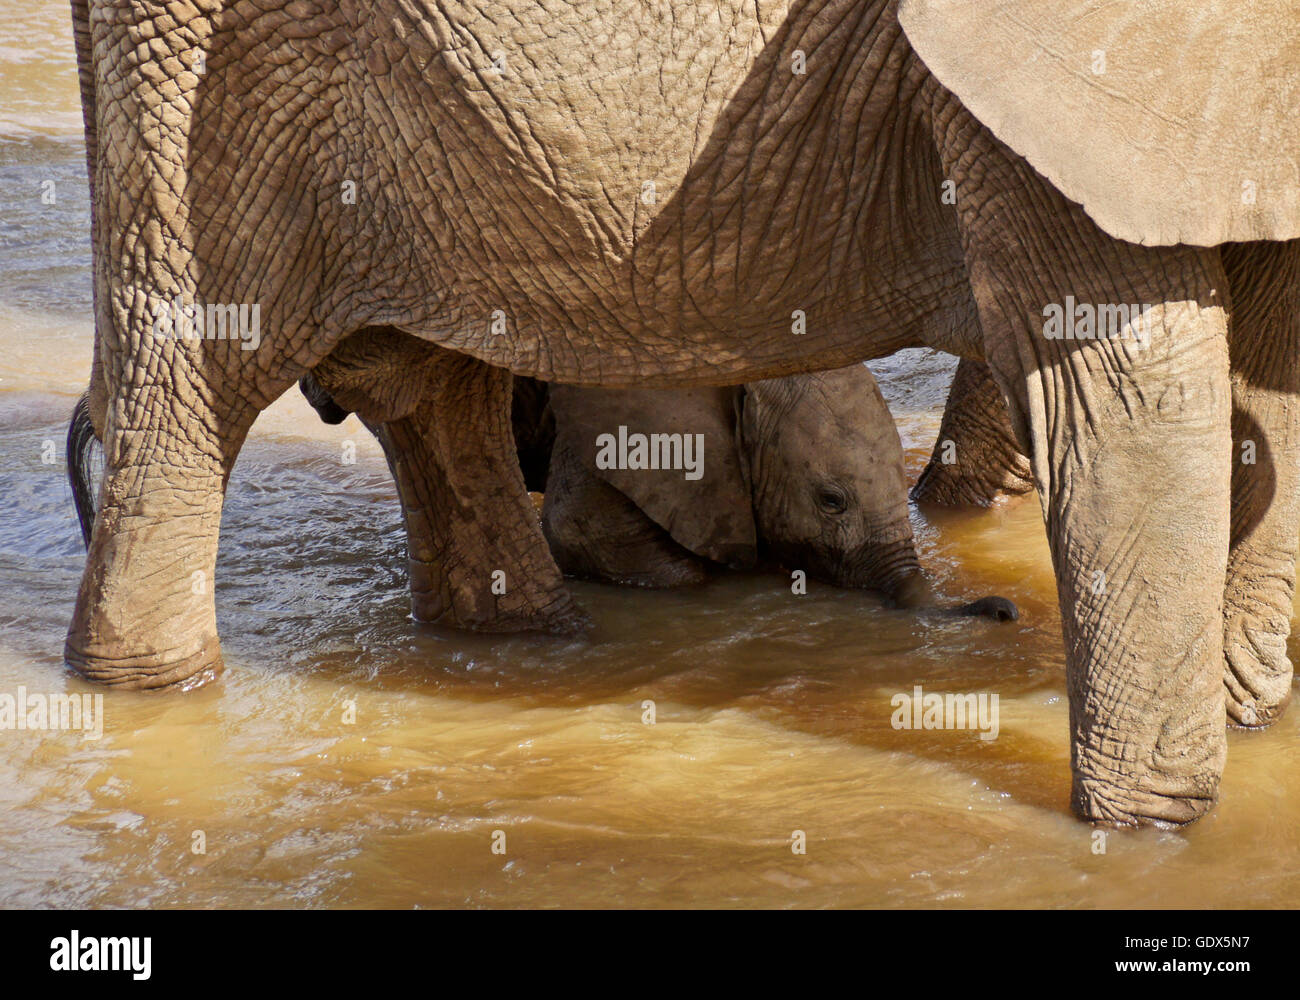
899, 0, 1300, 246
547, 385, 758, 570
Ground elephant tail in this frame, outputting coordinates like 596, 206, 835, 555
299, 372, 351, 425
67, 389, 100, 549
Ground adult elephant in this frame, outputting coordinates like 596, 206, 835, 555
66, 0, 1300, 827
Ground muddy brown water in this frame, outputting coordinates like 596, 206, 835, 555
1, 3, 1298, 908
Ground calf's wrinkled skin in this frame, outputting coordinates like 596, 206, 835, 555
66, 0, 1300, 826
542, 366, 1016, 622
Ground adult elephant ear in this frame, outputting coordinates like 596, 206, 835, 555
899, 0, 1300, 246
547, 385, 758, 570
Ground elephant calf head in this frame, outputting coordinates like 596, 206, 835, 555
545, 364, 1016, 620
741, 365, 925, 602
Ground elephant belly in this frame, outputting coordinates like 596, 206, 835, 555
363, 0, 894, 384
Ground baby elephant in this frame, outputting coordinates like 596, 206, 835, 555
537, 364, 1017, 620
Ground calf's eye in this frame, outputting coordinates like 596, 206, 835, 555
816, 487, 847, 515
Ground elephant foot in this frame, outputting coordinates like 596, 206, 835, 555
1219, 241, 1300, 732
1223, 623, 1293, 728
1073, 772, 1219, 829
64, 635, 224, 691
63, 377, 250, 695
347, 348, 590, 638
409, 561, 592, 636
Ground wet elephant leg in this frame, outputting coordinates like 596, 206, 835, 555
990, 249, 1230, 827
912, 357, 1034, 507
64, 7, 275, 688
932, 101, 1232, 826
368, 353, 589, 635
1221, 240, 1300, 727
65, 353, 258, 689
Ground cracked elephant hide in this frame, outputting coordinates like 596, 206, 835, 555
912, 356, 1035, 508
65, 0, 1300, 827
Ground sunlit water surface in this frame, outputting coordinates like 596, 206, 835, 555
0, 2, 1297, 908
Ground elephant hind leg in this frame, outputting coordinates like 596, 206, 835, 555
65, 369, 258, 690
369, 352, 589, 636
1222, 240, 1300, 727
912, 357, 1034, 507
542, 440, 710, 588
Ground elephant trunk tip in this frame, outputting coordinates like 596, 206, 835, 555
299, 373, 351, 425
887, 572, 1019, 622
954, 595, 1019, 622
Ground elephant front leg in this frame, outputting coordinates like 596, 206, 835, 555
911, 357, 1034, 507
1222, 240, 1300, 727
934, 113, 1232, 825
1047, 324, 1230, 826
1003, 270, 1231, 826
66, 370, 257, 689
371, 356, 590, 635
